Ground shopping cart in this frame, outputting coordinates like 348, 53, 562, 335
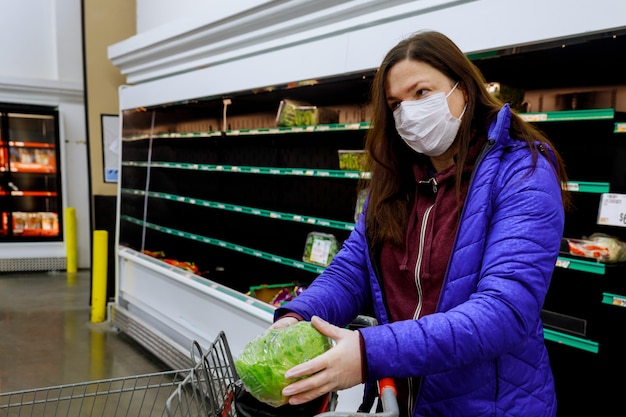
166, 319, 399, 417
0, 368, 188, 417
0, 325, 398, 417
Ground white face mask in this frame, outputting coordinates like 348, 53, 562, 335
393, 82, 465, 157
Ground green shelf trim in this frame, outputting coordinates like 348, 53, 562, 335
466, 50, 500, 61
121, 188, 355, 232
602, 292, 626, 308
122, 122, 372, 141
615, 122, 626, 134
555, 256, 606, 275
519, 108, 615, 122
562, 181, 610, 193
123, 130, 224, 141
543, 328, 599, 353
228, 122, 371, 136
126, 248, 276, 314
122, 160, 372, 180
121, 215, 327, 275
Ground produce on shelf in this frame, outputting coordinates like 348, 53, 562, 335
248, 283, 307, 307
566, 233, 626, 263
269, 285, 306, 306
163, 259, 199, 273
302, 232, 339, 267
354, 189, 368, 222
235, 321, 332, 407
141, 249, 166, 258
141, 249, 200, 273
337, 149, 368, 171
276, 99, 339, 127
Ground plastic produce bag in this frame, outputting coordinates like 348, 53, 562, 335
567, 233, 626, 263
302, 232, 339, 267
235, 321, 332, 407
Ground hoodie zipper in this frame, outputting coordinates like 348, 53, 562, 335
412, 203, 434, 320
407, 177, 438, 416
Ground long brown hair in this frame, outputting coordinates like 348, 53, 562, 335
363, 30, 570, 247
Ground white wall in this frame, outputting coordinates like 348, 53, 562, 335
0, 0, 90, 269
0, 1, 56, 79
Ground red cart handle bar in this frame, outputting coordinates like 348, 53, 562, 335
315, 377, 399, 417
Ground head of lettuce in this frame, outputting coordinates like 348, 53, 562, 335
235, 321, 332, 407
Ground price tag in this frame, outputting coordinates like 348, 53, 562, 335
597, 193, 626, 227
520, 113, 548, 122
612, 296, 626, 307
555, 258, 570, 269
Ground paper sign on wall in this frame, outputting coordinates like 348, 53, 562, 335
101, 114, 120, 183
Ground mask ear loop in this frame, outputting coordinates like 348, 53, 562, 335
447, 81, 467, 120
445, 81, 460, 98
458, 103, 468, 120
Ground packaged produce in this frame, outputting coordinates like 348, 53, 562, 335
141, 249, 166, 258
566, 233, 626, 263
302, 232, 339, 267
337, 150, 368, 171
354, 189, 368, 222
235, 321, 332, 407
269, 285, 306, 306
248, 283, 307, 307
276, 99, 339, 127
163, 258, 199, 273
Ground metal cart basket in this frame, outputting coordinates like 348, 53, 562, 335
0, 369, 188, 417
0, 328, 398, 417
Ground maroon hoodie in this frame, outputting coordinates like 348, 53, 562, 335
378, 140, 482, 416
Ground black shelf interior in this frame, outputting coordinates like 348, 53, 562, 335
472, 29, 626, 91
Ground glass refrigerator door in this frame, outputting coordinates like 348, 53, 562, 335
0, 109, 62, 241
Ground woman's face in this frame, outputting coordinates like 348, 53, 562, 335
384, 59, 465, 119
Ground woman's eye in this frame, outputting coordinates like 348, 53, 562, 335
416, 89, 428, 98
389, 101, 400, 111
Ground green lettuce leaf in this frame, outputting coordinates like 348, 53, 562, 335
235, 321, 332, 407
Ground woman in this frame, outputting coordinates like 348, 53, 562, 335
272, 30, 570, 417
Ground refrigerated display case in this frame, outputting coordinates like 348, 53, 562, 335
0, 105, 62, 243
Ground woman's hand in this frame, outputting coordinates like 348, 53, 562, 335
269, 316, 299, 330
281, 316, 363, 405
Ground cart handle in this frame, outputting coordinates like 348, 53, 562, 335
315, 377, 399, 417
378, 378, 396, 397
377, 378, 398, 417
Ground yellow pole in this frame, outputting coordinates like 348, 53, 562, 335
65, 207, 78, 274
91, 230, 108, 323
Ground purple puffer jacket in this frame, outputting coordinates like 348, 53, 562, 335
275, 105, 563, 417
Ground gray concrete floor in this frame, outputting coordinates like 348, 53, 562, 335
0, 270, 170, 393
